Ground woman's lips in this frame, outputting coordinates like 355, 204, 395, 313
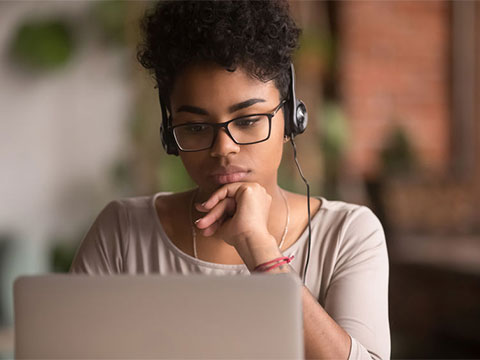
210, 171, 249, 184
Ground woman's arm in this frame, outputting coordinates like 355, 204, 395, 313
234, 234, 352, 360
233, 206, 390, 360
321, 207, 390, 360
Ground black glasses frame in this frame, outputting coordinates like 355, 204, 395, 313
169, 99, 286, 152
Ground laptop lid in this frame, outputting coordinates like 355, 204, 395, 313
14, 273, 304, 359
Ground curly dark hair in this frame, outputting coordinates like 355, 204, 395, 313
136, 0, 301, 107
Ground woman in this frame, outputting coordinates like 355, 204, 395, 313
70, 1, 390, 359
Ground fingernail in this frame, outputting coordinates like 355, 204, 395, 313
194, 218, 201, 224
201, 202, 207, 207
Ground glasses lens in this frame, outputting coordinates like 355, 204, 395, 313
228, 115, 270, 144
173, 124, 215, 151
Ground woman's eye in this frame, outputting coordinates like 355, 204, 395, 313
234, 117, 261, 127
185, 124, 209, 133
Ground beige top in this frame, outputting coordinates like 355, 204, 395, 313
70, 191, 390, 360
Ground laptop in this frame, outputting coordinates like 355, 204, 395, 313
14, 273, 304, 359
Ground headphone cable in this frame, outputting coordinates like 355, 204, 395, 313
289, 136, 311, 285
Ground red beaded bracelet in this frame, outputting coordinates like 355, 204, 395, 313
254, 255, 295, 272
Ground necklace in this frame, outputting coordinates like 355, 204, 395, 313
189, 187, 290, 259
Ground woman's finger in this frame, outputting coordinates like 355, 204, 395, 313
197, 183, 245, 210
195, 197, 235, 229
200, 213, 227, 237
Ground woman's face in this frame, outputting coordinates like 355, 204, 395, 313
169, 62, 286, 197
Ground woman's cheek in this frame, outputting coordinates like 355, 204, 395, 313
179, 156, 203, 184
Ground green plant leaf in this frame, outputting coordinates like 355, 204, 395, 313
10, 18, 75, 71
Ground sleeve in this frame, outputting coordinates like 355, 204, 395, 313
324, 206, 390, 360
69, 200, 128, 275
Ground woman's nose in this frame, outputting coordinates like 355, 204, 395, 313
209, 128, 240, 157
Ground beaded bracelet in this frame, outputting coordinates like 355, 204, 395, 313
254, 255, 295, 272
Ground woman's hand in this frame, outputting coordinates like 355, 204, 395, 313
194, 182, 274, 247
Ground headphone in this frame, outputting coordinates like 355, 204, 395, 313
284, 63, 308, 140
158, 63, 308, 156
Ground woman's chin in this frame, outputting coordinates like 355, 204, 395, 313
197, 175, 253, 194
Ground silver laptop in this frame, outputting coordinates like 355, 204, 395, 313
14, 273, 304, 359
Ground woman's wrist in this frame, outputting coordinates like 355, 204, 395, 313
233, 232, 289, 273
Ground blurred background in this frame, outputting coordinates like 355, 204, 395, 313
0, 0, 479, 358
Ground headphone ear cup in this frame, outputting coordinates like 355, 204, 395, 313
295, 100, 308, 135
288, 98, 308, 137
287, 63, 308, 137
159, 94, 179, 156
160, 122, 179, 156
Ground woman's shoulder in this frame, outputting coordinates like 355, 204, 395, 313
316, 196, 366, 214
284, 190, 368, 222
94, 191, 178, 228
107, 190, 183, 212
289, 192, 383, 240
312, 195, 380, 229
317, 197, 386, 254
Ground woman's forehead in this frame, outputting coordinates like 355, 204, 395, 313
170, 63, 280, 112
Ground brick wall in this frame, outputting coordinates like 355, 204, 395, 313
476, 3, 480, 184
338, 0, 451, 178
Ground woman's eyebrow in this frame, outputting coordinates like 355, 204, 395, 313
176, 105, 208, 116
228, 98, 266, 113
175, 98, 266, 115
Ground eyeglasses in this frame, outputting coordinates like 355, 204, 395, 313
170, 100, 286, 152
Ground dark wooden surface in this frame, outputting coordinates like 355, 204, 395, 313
390, 260, 480, 358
